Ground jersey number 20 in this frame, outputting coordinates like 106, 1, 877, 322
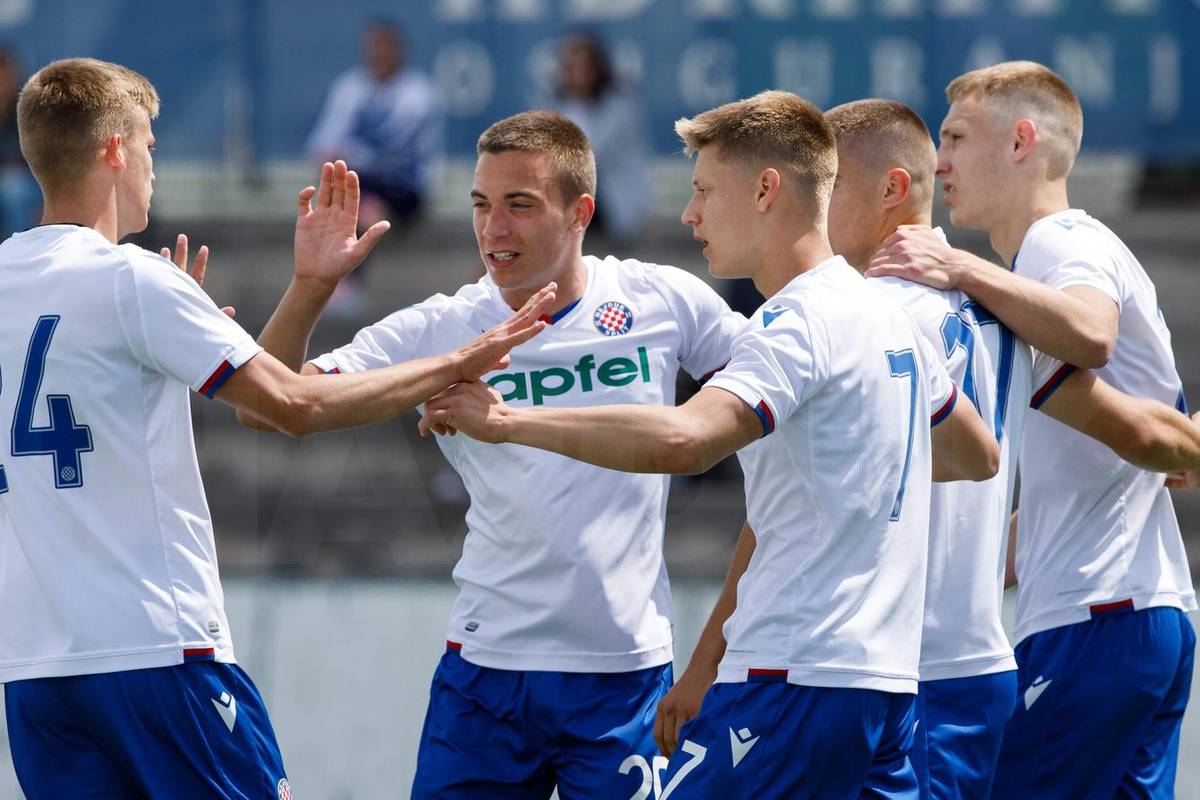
0, 315, 93, 493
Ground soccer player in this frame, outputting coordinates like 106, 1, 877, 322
825, 98, 1200, 800
242, 110, 747, 798
868, 62, 1196, 798
0, 58, 550, 800
420, 91, 1001, 798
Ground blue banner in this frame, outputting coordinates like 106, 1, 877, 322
1, 0, 1196, 160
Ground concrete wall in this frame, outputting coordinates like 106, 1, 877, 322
1, 579, 1197, 798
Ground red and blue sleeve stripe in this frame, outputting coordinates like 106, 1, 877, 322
931, 384, 958, 427
1030, 364, 1077, 410
753, 400, 776, 437
198, 360, 235, 398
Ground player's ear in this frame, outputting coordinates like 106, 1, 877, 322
1012, 119, 1037, 163
881, 168, 911, 210
570, 193, 595, 233
104, 134, 126, 170
755, 168, 782, 212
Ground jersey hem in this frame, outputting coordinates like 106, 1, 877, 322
918, 652, 1017, 681
453, 640, 674, 673
1014, 590, 1198, 645
716, 664, 917, 694
0, 642, 237, 683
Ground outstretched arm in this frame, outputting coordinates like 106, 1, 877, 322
867, 225, 1117, 369
217, 286, 555, 437
257, 159, 392, 374
1037, 369, 1200, 473
655, 522, 755, 757
420, 383, 763, 475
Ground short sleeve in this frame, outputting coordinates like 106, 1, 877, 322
916, 333, 957, 426
1016, 228, 1122, 309
309, 299, 448, 375
651, 266, 748, 381
115, 252, 261, 397
705, 303, 825, 436
1028, 349, 1076, 410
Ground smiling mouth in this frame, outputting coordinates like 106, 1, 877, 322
486, 250, 518, 266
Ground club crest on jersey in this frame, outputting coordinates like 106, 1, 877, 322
277, 778, 292, 800
594, 301, 633, 336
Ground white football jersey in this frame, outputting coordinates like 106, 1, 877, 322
1013, 209, 1195, 644
707, 257, 956, 694
874, 274, 1051, 681
312, 255, 745, 672
0, 225, 262, 683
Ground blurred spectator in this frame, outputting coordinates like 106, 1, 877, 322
0, 50, 39, 237
550, 34, 650, 245
307, 20, 443, 313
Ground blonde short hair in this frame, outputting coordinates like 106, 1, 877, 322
675, 90, 837, 219
825, 98, 937, 210
476, 110, 597, 204
946, 61, 1082, 180
18, 58, 159, 194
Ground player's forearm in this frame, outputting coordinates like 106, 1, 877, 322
289, 354, 465, 436
952, 255, 1113, 369
257, 277, 337, 372
1113, 404, 1200, 473
501, 405, 717, 475
684, 523, 755, 679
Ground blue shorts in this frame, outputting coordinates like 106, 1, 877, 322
5, 661, 289, 800
657, 681, 918, 800
911, 671, 1016, 800
993, 605, 1194, 799
413, 646, 672, 799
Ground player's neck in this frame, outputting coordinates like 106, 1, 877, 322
988, 179, 1070, 266
753, 229, 835, 298
41, 198, 121, 244
500, 256, 589, 317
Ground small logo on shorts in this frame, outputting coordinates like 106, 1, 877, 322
729, 726, 759, 767
465, 621, 480, 632
277, 778, 292, 799
594, 301, 633, 336
212, 691, 237, 733
1024, 676, 1052, 710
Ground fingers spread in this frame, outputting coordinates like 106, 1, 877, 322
350, 220, 391, 263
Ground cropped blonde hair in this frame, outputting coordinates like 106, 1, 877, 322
675, 90, 837, 220
18, 58, 159, 194
825, 99, 937, 210
477, 110, 597, 204
946, 61, 1082, 180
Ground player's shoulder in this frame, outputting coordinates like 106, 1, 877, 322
871, 275, 960, 316
1020, 209, 1115, 265
372, 278, 495, 331
590, 253, 723, 305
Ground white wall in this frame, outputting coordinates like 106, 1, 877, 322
1, 579, 1196, 799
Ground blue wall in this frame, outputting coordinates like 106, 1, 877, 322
1, 0, 1196, 161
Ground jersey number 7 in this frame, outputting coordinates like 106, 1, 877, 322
0, 315, 93, 493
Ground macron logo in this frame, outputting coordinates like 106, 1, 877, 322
729, 726, 760, 767
1024, 676, 1052, 710
213, 691, 237, 733
762, 306, 789, 328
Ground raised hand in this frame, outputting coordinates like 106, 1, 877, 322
293, 160, 391, 290
453, 283, 557, 382
865, 224, 964, 290
162, 233, 235, 318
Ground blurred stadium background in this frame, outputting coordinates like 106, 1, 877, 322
1, 0, 1199, 797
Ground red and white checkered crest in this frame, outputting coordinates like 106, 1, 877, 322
593, 301, 634, 336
